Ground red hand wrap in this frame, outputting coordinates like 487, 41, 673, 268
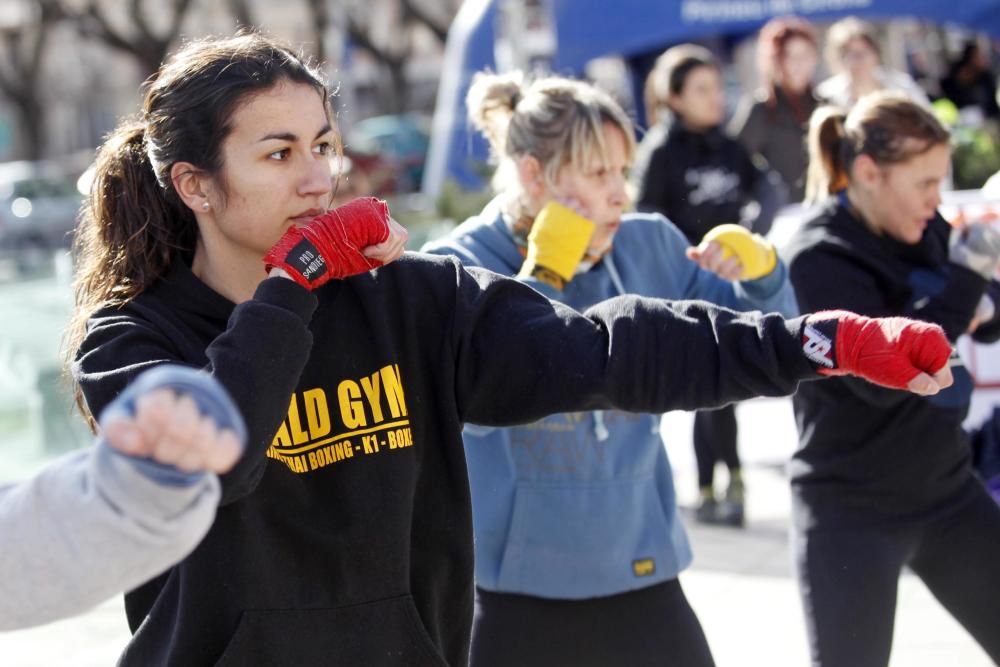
802, 310, 952, 390
263, 197, 392, 290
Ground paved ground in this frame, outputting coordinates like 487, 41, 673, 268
0, 398, 994, 665
666, 400, 995, 667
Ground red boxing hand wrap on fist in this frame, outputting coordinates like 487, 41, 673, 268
264, 197, 392, 290
802, 310, 952, 390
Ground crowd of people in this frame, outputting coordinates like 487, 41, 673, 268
1, 13, 999, 667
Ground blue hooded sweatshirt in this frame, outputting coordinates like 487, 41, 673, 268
421, 199, 799, 598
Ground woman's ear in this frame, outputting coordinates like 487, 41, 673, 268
170, 162, 212, 213
516, 155, 546, 200
852, 154, 882, 190
664, 93, 681, 116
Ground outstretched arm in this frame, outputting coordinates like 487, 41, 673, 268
446, 262, 949, 426
0, 366, 244, 630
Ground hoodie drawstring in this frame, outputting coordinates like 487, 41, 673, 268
591, 254, 628, 443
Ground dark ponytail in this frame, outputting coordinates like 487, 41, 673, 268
76, 121, 197, 305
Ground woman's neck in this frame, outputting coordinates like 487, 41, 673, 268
677, 115, 714, 133
191, 239, 265, 304
843, 186, 882, 236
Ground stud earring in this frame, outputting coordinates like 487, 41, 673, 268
201, 201, 211, 211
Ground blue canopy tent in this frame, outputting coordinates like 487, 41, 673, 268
422, 0, 1000, 197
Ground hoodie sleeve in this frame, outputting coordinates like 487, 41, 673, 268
0, 444, 218, 630
446, 261, 816, 426
75, 277, 319, 506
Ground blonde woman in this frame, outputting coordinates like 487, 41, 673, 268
815, 17, 929, 108
421, 72, 943, 667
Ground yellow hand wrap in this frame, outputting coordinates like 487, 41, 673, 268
517, 201, 595, 289
700, 224, 777, 280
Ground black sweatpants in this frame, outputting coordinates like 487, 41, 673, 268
793, 480, 1000, 667
694, 404, 740, 488
470, 579, 715, 667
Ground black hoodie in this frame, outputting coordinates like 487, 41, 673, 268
784, 197, 1000, 526
633, 117, 784, 244
75, 253, 819, 666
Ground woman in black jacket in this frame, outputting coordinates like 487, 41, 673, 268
730, 16, 820, 202
785, 91, 1000, 667
634, 44, 786, 526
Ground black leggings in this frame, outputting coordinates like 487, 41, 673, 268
470, 580, 715, 667
793, 481, 1000, 667
694, 404, 739, 488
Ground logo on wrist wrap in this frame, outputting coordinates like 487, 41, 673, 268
288, 238, 328, 284
803, 323, 835, 369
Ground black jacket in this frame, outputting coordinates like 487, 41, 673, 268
729, 87, 819, 202
633, 117, 784, 245
75, 253, 819, 666
785, 197, 1000, 525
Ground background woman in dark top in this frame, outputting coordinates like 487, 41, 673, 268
785, 91, 1000, 667
634, 44, 787, 526
730, 16, 820, 202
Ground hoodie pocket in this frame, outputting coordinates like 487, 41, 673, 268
214, 595, 448, 666
495, 477, 683, 598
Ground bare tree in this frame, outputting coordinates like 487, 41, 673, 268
302, 0, 330, 63
327, 0, 457, 113
345, 15, 410, 112
226, 0, 255, 30
65, 0, 196, 79
400, 0, 450, 45
0, 0, 64, 160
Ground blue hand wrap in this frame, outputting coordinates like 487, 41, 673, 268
98, 365, 246, 486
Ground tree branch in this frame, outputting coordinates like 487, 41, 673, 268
166, 0, 195, 42
226, 0, 255, 29
77, 1, 141, 59
400, 0, 449, 44
128, 0, 154, 43
346, 16, 405, 68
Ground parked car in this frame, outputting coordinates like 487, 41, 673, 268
0, 160, 84, 270
345, 113, 430, 193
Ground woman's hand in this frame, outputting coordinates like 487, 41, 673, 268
362, 216, 408, 265
686, 241, 744, 281
103, 389, 243, 474
264, 197, 400, 289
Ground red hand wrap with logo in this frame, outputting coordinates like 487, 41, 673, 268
802, 310, 952, 390
263, 197, 392, 290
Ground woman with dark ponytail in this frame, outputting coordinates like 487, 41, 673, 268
68, 31, 956, 666
785, 91, 1000, 666
634, 44, 788, 528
